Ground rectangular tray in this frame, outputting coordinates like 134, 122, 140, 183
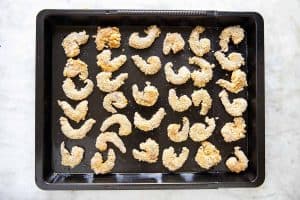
35, 9, 265, 189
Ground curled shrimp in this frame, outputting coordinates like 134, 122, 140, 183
132, 138, 159, 163
134, 107, 166, 132
195, 141, 222, 170
226, 146, 248, 173
221, 117, 246, 142
96, 131, 126, 153
62, 31, 89, 57
162, 146, 189, 171
163, 32, 185, 55
214, 51, 245, 71
62, 78, 94, 101
131, 55, 161, 75
219, 25, 245, 52
167, 117, 189, 142
188, 26, 211, 56
100, 114, 132, 136
94, 26, 121, 51
189, 56, 215, 88
129, 25, 161, 49
191, 89, 212, 116
60, 141, 84, 168
189, 116, 216, 142
132, 82, 159, 107
63, 58, 88, 80
96, 72, 128, 93
216, 69, 247, 94
103, 91, 128, 113
96, 49, 127, 72
91, 149, 116, 174
57, 100, 88, 123
59, 117, 96, 139
219, 90, 247, 117
168, 89, 192, 112
164, 62, 190, 85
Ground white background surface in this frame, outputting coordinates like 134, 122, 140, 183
0, 0, 300, 199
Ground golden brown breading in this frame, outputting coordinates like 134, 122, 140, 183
62, 78, 94, 101
167, 117, 190, 142
91, 149, 116, 174
164, 62, 190, 85
60, 141, 84, 168
129, 25, 161, 49
191, 89, 212, 116
100, 114, 132, 136
132, 82, 159, 107
63, 58, 88, 80
195, 141, 222, 170
219, 25, 245, 52
103, 91, 128, 113
57, 100, 88, 123
189, 117, 216, 142
96, 131, 126, 153
131, 55, 161, 75
59, 117, 96, 139
226, 146, 248, 173
96, 49, 127, 72
168, 89, 192, 112
221, 117, 246, 142
219, 90, 247, 117
163, 32, 185, 55
216, 69, 247, 93
188, 26, 211, 56
62, 31, 89, 57
94, 27, 121, 51
132, 138, 159, 163
162, 147, 189, 171
96, 72, 128, 93
134, 108, 166, 132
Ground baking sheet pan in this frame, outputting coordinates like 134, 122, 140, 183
35, 9, 265, 189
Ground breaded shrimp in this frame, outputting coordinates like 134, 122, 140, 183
96, 49, 127, 72
132, 82, 159, 107
191, 89, 212, 116
57, 100, 88, 123
163, 32, 185, 55
103, 91, 128, 113
168, 89, 192, 112
132, 138, 159, 163
167, 117, 189, 142
96, 72, 128, 93
62, 78, 94, 101
96, 131, 126, 153
189, 56, 215, 88
195, 141, 222, 170
189, 116, 216, 142
91, 149, 116, 174
226, 146, 248, 173
219, 25, 245, 52
100, 114, 132, 136
162, 147, 189, 171
188, 26, 211, 56
60, 141, 84, 168
214, 51, 245, 71
59, 117, 96, 139
62, 31, 89, 57
94, 26, 121, 51
221, 117, 246, 142
131, 55, 161, 75
216, 69, 247, 93
219, 90, 247, 117
164, 62, 190, 85
129, 25, 161, 49
134, 107, 166, 132
63, 58, 88, 80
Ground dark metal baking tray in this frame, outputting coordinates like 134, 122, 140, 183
35, 9, 265, 189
